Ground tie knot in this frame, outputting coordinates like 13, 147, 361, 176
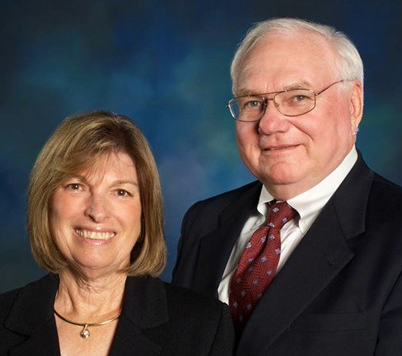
266, 201, 296, 230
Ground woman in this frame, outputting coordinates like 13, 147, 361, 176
0, 111, 233, 355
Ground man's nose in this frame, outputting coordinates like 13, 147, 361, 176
258, 99, 288, 134
84, 194, 109, 223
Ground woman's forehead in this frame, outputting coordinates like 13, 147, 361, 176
69, 151, 137, 183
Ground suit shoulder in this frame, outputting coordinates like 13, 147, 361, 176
367, 173, 402, 228
187, 181, 261, 215
372, 173, 402, 196
0, 275, 56, 319
0, 288, 21, 319
371, 173, 402, 207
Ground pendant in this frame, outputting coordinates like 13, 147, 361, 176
80, 324, 90, 338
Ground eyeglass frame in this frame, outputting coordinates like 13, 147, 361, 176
226, 79, 348, 122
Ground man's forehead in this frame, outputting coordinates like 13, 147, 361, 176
256, 30, 331, 50
243, 30, 335, 66
235, 32, 337, 94
236, 80, 314, 96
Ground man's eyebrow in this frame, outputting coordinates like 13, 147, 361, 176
283, 81, 312, 90
234, 88, 260, 97
235, 89, 276, 97
235, 81, 313, 96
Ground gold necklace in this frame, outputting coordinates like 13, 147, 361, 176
54, 309, 120, 339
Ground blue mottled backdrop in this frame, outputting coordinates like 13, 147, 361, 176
1, 0, 401, 291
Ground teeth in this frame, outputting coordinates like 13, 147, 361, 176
75, 229, 115, 240
269, 146, 289, 150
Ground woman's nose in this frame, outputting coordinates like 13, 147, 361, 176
84, 194, 109, 222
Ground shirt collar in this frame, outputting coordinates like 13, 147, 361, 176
257, 146, 358, 233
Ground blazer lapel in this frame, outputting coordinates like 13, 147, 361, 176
192, 182, 262, 296
9, 319, 60, 356
237, 155, 373, 356
109, 316, 162, 356
109, 276, 168, 356
6, 274, 61, 356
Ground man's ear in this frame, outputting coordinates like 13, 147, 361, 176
349, 81, 363, 134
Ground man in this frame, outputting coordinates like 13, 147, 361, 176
172, 18, 402, 355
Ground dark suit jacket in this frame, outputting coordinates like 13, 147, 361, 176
0, 274, 234, 355
172, 155, 402, 356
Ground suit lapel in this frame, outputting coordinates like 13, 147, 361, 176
192, 182, 262, 295
237, 155, 373, 356
237, 201, 354, 355
109, 276, 168, 356
109, 315, 162, 356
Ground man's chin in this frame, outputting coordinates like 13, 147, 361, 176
257, 163, 302, 185
257, 167, 308, 197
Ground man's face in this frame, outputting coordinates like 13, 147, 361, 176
235, 32, 363, 199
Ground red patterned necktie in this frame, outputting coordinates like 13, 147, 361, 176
229, 201, 296, 334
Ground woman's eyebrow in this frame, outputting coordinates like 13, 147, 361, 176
110, 180, 138, 187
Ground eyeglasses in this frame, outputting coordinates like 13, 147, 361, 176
226, 80, 346, 122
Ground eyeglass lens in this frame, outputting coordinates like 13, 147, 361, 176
230, 89, 316, 121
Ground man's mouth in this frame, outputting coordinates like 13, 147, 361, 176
263, 144, 298, 151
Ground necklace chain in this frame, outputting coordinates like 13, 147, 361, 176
54, 309, 120, 339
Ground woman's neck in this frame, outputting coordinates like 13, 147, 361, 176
54, 269, 126, 322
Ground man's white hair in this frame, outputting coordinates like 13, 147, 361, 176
230, 18, 364, 94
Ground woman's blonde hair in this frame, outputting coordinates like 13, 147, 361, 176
27, 110, 166, 276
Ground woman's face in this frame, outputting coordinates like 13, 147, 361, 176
50, 151, 142, 277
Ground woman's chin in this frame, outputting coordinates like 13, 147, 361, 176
65, 258, 128, 279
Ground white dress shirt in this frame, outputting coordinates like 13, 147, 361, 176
218, 146, 358, 304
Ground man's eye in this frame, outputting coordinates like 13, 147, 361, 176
292, 95, 308, 102
287, 93, 314, 104
244, 100, 263, 109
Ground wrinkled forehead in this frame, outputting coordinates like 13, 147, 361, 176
237, 31, 339, 92
249, 30, 337, 64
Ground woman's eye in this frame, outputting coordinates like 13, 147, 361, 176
66, 183, 82, 191
116, 189, 131, 197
